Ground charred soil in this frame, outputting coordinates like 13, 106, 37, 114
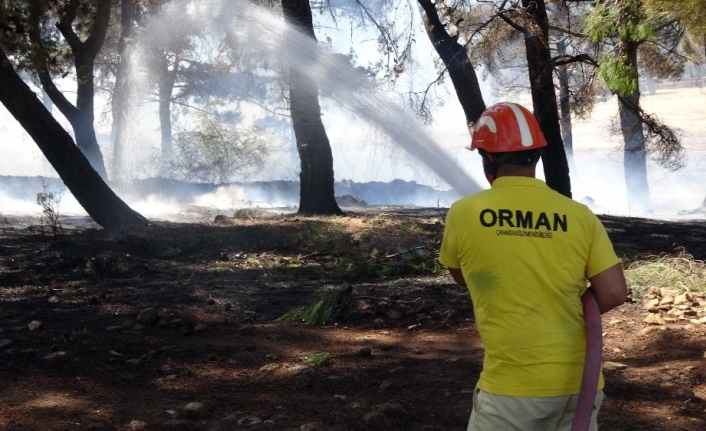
0, 208, 705, 431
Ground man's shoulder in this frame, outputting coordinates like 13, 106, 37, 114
453, 188, 495, 205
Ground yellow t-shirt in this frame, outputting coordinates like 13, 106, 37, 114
439, 176, 620, 397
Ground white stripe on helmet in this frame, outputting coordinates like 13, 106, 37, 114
475, 115, 497, 134
503, 103, 534, 147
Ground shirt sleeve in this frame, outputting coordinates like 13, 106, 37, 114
438, 205, 461, 269
585, 213, 621, 278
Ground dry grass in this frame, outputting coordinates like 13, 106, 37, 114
624, 248, 706, 298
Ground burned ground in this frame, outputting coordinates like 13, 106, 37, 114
0, 209, 705, 431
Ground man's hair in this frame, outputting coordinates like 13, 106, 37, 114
479, 149, 543, 166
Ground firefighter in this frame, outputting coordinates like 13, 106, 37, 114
438, 102, 627, 431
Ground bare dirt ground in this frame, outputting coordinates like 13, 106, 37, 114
1, 208, 706, 431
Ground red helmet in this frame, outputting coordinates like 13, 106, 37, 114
470, 102, 547, 153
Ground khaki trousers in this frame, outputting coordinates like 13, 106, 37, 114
467, 388, 605, 431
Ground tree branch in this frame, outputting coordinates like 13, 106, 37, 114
552, 53, 599, 67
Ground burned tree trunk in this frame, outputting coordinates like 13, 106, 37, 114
522, 0, 572, 198
618, 42, 651, 210
282, 0, 342, 215
30, 0, 111, 180
0, 48, 148, 229
417, 0, 487, 131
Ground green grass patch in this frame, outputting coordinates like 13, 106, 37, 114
303, 352, 331, 367
624, 249, 706, 299
277, 285, 350, 325
277, 297, 336, 325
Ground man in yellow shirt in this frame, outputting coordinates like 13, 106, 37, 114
439, 102, 627, 431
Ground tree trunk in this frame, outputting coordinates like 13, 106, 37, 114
618, 41, 651, 210
37, 0, 112, 180
281, 0, 342, 215
111, 0, 136, 182
522, 0, 572, 198
417, 0, 487, 130
549, 0, 574, 174
0, 48, 148, 229
157, 52, 177, 175
556, 38, 576, 175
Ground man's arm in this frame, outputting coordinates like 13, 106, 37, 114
448, 267, 467, 288
588, 263, 628, 314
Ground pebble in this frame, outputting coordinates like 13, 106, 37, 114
182, 401, 205, 419
136, 308, 159, 326
602, 361, 628, 371
127, 420, 146, 430
378, 379, 393, 393
27, 320, 42, 331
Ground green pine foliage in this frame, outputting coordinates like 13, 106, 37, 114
643, 0, 706, 41
585, 0, 667, 97
598, 57, 639, 95
585, 0, 653, 44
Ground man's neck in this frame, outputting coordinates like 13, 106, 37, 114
495, 164, 537, 179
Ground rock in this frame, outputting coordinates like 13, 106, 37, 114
644, 298, 660, 311
643, 314, 666, 325
386, 309, 402, 320
43, 351, 67, 360
603, 361, 628, 371
288, 364, 313, 375
137, 308, 159, 326
170, 319, 184, 328
660, 288, 679, 298
127, 420, 146, 430
361, 402, 408, 427
27, 320, 42, 331
182, 401, 206, 419
0, 339, 13, 351
238, 416, 262, 426
193, 323, 207, 334
378, 378, 394, 393
659, 296, 674, 305
259, 363, 281, 372
674, 293, 689, 305
132, 324, 145, 333
86, 422, 106, 429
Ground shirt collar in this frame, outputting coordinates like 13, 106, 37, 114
491, 176, 549, 189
